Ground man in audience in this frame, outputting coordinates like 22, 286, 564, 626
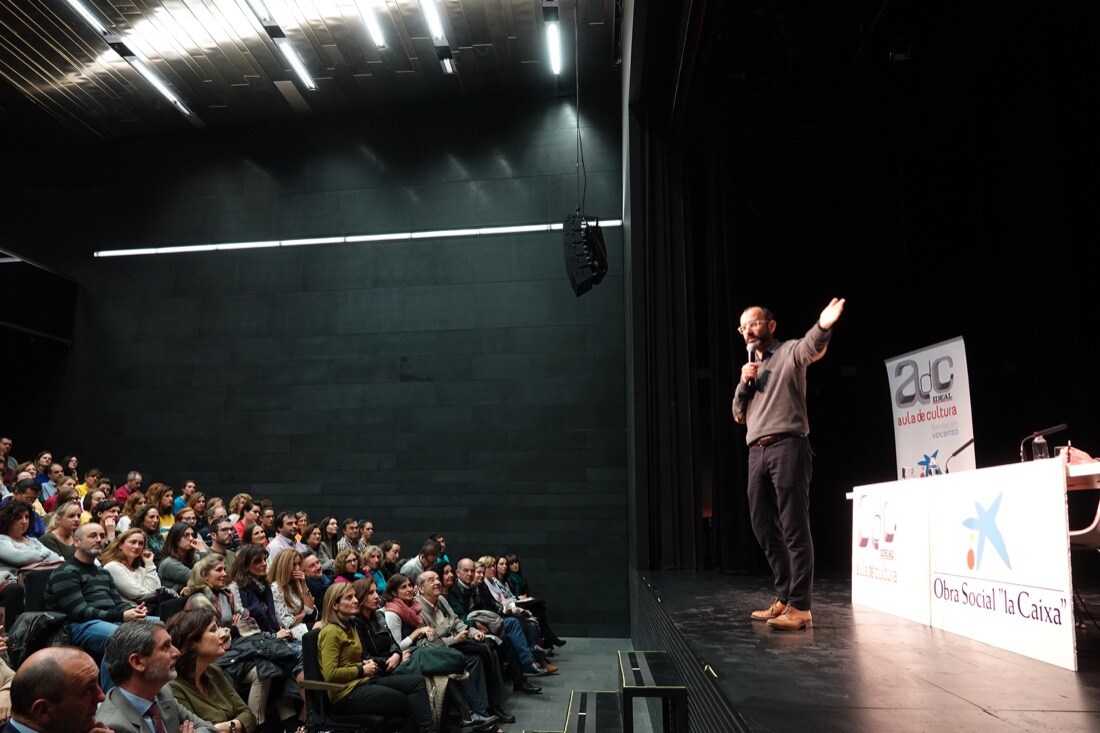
6, 647, 111, 733
267, 512, 307, 559
38, 463, 65, 503
0, 436, 16, 489
173, 480, 197, 514
336, 518, 367, 555
400, 540, 441, 585
96, 622, 214, 733
75, 468, 103, 499
44, 523, 148, 661
301, 549, 331, 609
204, 517, 236, 571
114, 471, 142, 503
428, 533, 451, 565
2, 478, 46, 538
199, 504, 227, 545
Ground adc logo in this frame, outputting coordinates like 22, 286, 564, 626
893, 355, 954, 408
962, 492, 1011, 571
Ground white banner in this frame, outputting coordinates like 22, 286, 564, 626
885, 336, 975, 479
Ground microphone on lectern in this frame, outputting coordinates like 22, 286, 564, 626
943, 437, 975, 474
1018, 423, 1067, 462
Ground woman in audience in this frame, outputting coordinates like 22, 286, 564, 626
32, 451, 51, 484
116, 491, 147, 532
496, 554, 563, 648
175, 506, 209, 554
380, 540, 402, 580
234, 501, 262, 541
361, 545, 387, 593
350, 577, 503, 732
40, 499, 81, 560
242, 522, 268, 549
60, 455, 80, 481
228, 493, 253, 525
167, 609, 258, 733
183, 555, 301, 731
79, 487, 107, 525
269, 549, 316, 638
100, 528, 162, 605
316, 582, 435, 733
332, 548, 365, 584
187, 491, 208, 534
87, 499, 120, 543
147, 483, 176, 532
229, 545, 294, 638
159, 522, 201, 593
137, 505, 164, 559
302, 523, 334, 573
0, 501, 63, 578
319, 516, 341, 561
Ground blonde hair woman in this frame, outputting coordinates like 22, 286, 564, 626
99, 528, 162, 604
40, 500, 81, 561
268, 549, 316, 639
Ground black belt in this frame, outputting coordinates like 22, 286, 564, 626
751, 433, 799, 447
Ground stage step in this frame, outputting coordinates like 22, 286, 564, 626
563, 690, 623, 732
618, 650, 688, 733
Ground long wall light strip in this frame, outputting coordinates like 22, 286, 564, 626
93, 220, 624, 258
64, 0, 196, 118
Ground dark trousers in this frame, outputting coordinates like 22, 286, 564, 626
452, 640, 506, 707
332, 675, 435, 733
747, 436, 814, 609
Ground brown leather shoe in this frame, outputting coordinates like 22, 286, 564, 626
541, 663, 560, 674
767, 605, 812, 630
750, 598, 788, 621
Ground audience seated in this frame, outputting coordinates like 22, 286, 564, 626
186, 492, 208, 536
173, 480, 197, 515
227, 547, 290, 640
380, 540, 402, 580
332, 548, 365, 584
491, 554, 563, 649
317, 517, 341, 568
240, 522, 268, 550
147, 483, 177, 533
335, 518, 367, 555
6, 647, 110, 733
100, 528, 164, 607
316, 582, 435, 733
268, 549, 316, 639
361, 545, 387, 594
0, 500, 64, 581
159, 522, 201, 594
173, 506, 209, 554
1, 479, 46, 539
267, 513, 307, 561
300, 550, 332, 617
300, 524, 333, 575
204, 517, 237, 571
399, 540, 441, 585
166, 609, 258, 733
114, 471, 143, 504
233, 502, 261, 543
80, 488, 109, 526
89, 499, 121, 545
43, 523, 149, 665
116, 492, 147, 533
39, 499, 81, 561
97, 620, 216, 732
136, 505, 165, 560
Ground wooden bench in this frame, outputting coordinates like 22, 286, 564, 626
618, 650, 688, 733
562, 690, 623, 732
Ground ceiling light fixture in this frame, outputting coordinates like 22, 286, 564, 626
92, 220, 623, 257
543, 1, 561, 75
437, 46, 457, 75
63, 0, 108, 34
418, 0, 446, 42
243, 0, 278, 27
273, 36, 318, 90
123, 55, 195, 116
356, 1, 386, 48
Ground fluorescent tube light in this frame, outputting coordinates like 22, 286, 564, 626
93, 220, 621, 257
546, 21, 561, 74
440, 57, 456, 74
419, 0, 445, 42
274, 36, 317, 90
64, 0, 109, 34
244, 0, 277, 25
125, 56, 194, 115
357, 1, 386, 48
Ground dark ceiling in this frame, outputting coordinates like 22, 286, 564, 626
0, 0, 620, 142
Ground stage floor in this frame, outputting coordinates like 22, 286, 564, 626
640, 569, 1100, 732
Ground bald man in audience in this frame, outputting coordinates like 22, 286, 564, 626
4, 647, 111, 733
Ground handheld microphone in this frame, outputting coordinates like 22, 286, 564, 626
1018, 423, 1067, 462
746, 343, 757, 389
943, 437, 975, 474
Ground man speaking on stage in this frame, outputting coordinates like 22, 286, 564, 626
732, 297, 845, 630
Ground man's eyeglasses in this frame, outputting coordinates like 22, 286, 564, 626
737, 319, 769, 335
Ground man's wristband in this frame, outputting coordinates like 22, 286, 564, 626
229, 721, 236, 733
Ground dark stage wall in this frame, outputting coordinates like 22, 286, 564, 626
8, 94, 628, 635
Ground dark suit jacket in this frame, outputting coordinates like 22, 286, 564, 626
95, 685, 216, 733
